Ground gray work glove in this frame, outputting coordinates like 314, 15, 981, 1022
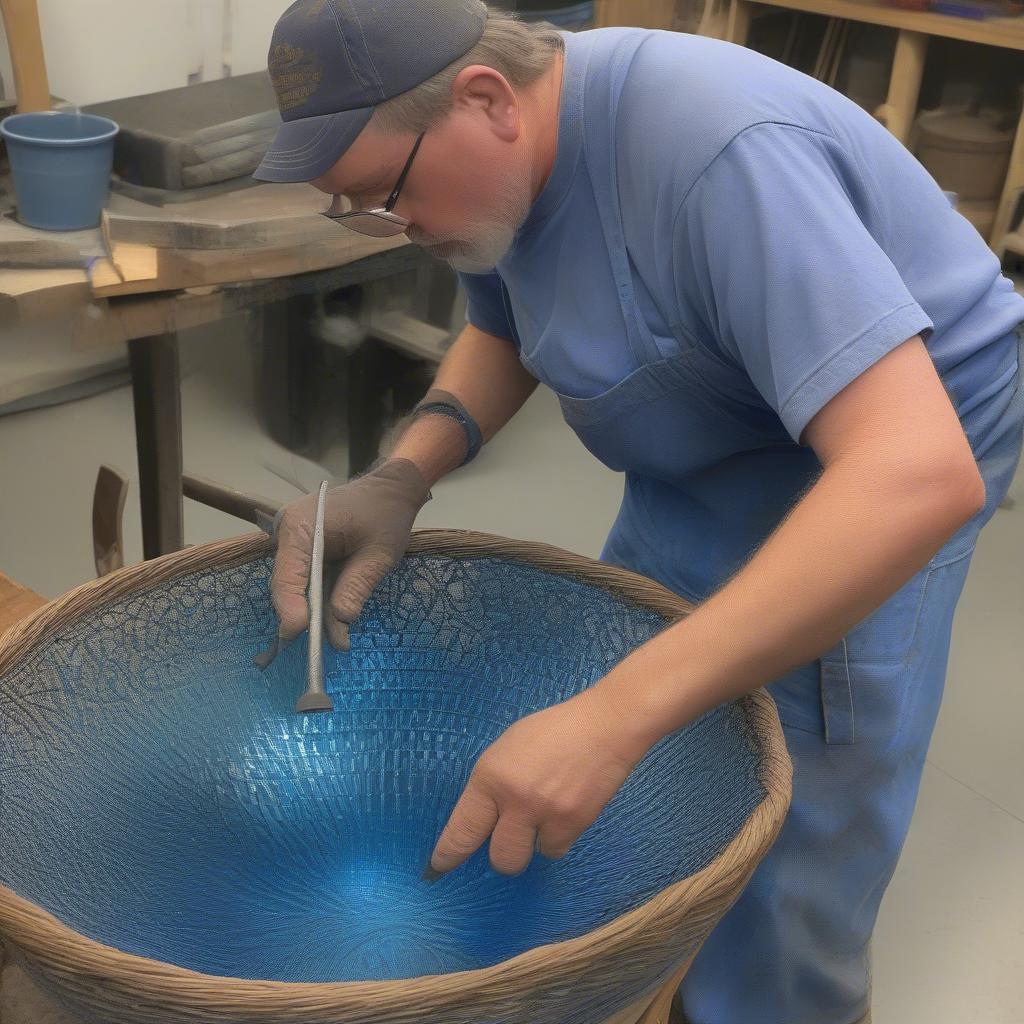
257, 459, 431, 665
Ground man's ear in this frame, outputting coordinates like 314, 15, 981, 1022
450, 64, 520, 142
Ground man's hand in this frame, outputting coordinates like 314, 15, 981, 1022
426, 688, 655, 878
267, 459, 431, 654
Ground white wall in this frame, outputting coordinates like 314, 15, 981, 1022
0, 0, 285, 107
227, 0, 290, 77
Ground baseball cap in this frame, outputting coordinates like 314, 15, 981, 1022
254, 0, 488, 183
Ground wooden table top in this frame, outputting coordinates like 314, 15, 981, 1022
0, 180, 412, 326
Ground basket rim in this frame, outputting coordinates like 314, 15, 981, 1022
0, 528, 792, 1017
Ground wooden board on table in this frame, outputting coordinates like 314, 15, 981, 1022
88, 181, 409, 296
0, 571, 46, 636
73, 243, 422, 351
101, 183, 341, 249
0, 267, 90, 321
0, 181, 409, 320
89, 230, 409, 298
0, 211, 95, 321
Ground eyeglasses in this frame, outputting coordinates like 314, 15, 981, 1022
322, 131, 425, 238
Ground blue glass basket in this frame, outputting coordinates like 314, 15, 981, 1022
0, 531, 790, 1024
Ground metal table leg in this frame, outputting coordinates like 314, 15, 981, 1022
127, 332, 184, 560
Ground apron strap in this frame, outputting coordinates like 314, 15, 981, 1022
580, 33, 664, 368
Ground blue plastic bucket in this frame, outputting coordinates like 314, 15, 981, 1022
0, 111, 119, 231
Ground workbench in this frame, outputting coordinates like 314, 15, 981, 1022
725, 0, 1024, 259
0, 181, 429, 560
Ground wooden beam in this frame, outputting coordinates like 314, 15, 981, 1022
733, 0, 1024, 51
0, 0, 50, 113
876, 29, 928, 146
990, 104, 1024, 261
595, 0, 679, 29
726, 0, 756, 45
89, 231, 408, 299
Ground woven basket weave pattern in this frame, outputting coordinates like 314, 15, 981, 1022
0, 531, 791, 1024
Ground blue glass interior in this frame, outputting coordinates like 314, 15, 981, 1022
0, 555, 765, 985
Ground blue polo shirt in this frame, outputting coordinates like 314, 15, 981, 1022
460, 27, 1024, 600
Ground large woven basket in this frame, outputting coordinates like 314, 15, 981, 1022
0, 530, 791, 1024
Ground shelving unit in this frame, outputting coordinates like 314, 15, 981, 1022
726, 0, 1024, 259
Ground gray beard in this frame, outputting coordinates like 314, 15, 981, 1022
411, 175, 534, 274
422, 227, 519, 274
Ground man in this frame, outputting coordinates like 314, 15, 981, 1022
252, 2, 1024, 1021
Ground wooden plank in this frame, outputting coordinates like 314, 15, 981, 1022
101, 183, 341, 250
89, 243, 159, 293
0, 182, 405, 322
0, 0, 50, 113
89, 230, 409, 298
104, 210, 337, 250
73, 245, 424, 351
0, 571, 46, 636
742, 0, 1024, 50
0, 210, 95, 319
72, 289, 227, 350
595, 0, 680, 28
0, 267, 90, 321
0, 238, 89, 268
726, 0, 756, 43
876, 29, 929, 145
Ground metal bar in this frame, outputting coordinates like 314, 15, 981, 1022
127, 332, 184, 560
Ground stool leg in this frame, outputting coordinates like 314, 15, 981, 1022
128, 332, 184, 560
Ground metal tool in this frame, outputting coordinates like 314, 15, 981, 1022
295, 480, 334, 714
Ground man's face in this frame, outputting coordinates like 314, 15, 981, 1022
312, 96, 535, 273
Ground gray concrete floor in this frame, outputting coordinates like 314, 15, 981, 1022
0, 322, 1021, 1023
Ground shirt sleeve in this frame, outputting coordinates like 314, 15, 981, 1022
457, 270, 519, 346
675, 122, 934, 445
